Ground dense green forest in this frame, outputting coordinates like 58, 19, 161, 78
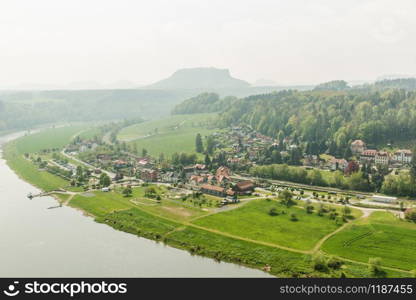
218, 88, 416, 153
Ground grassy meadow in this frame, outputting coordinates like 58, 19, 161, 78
117, 114, 217, 157
69, 185, 209, 221
192, 199, 351, 251
15, 126, 85, 154
322, 211, 416, 270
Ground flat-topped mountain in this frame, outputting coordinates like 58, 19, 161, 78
146, 67, 250, 89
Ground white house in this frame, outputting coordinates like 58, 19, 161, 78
393, 149, 412, 165
375, 151, 389, 165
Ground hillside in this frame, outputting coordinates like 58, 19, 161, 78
172, 92, 238, 114
146, 67, 250, 90
217, 87, 416, 155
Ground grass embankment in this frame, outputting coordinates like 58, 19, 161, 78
117, 114, 217, 157
322, 211, 416, 271
68, 191, 315, 277
3, 126, 85, 191
68, 190, 408, 277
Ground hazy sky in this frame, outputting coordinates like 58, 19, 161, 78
1, 0, 415, 88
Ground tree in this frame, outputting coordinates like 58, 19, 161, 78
343, 147, 352, 160
122, 186, 132, 197
312, 252, 328, 272
204, 154, 211, 167
368, 257, 383, 276
206, 136, 215, 155
195, 133, 204, 153
271, 150, 282, 164
99, 173, 111, 187
279, 190, 295, 207
342, 205, 351, 218
142, 148, 148, 157
144, 186, 157, 198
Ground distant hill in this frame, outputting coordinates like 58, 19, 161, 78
146, 67, 250, 89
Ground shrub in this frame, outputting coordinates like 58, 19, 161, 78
268, 207, 279, 216
290, 213, 298, 222
306, 205, 314, 214
327, 257, 343, 270
368, 257, 384, 277
313, 252, 328, 272
405, 209, 416, 222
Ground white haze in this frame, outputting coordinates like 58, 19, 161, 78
0, 0, 415, 89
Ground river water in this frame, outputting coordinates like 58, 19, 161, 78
0, 132, 269, 277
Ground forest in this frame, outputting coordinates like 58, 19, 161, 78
218, 87, 416, 155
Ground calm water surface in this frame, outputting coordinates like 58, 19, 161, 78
0, 132, 270, 277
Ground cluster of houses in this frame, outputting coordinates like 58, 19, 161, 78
214, 125, 277, 164
181, 164, 255, 200
303, 139, 413, 174
351, 140, 412, 167
67, 138, 256, 202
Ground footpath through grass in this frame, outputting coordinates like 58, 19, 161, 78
322, 211, 416, 271
193, 199, 347, 251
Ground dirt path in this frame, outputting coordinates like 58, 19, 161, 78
64, 193, 76, 205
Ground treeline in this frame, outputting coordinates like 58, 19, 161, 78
373, 78, 416, 91
250, 164, 372, 192
218, 87, 416, 154
172, 93, 237, 114
313, 80, 349, 91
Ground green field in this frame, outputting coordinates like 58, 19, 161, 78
3, 126, 86, 191
192, 199, 348, 251
117, 114, 217, 157
118, 114, 217, 140
15, 126, 85, 154
322, 211, 416, 270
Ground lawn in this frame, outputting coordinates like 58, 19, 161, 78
322, 211, 416, 271
192, 199, 344, 251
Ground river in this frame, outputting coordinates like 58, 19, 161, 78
0, 132, 269, 277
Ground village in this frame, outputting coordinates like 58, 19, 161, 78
28, 124, 409, 212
